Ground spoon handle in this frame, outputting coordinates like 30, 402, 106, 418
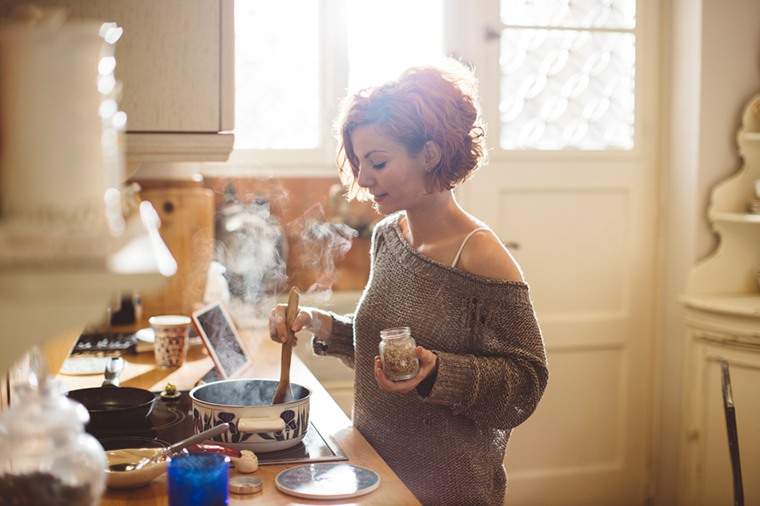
273, 287, 299, 404
165, 422, 231, 456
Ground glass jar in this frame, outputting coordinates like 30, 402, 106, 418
0, 351, 106, 505
379, 327, 419, 381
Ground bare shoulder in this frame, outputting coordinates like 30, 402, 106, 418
457, 229, 525, 282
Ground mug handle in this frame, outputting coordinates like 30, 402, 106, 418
237, 417, 286, 433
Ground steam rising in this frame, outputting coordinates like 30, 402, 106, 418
287, 204, 357, 299
213, 186, 357, 327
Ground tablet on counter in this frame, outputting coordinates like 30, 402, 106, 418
191, 303, 251, 380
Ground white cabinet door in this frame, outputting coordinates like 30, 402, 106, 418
2, 0, 233, 133
683, 339, 760, 506
1, 0, 235, 161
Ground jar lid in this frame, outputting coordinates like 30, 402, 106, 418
380, 326, 411, 339
0, 376, 89, 437
229, 475, 263, 495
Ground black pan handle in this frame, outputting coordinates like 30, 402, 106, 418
102, 357, 124, 387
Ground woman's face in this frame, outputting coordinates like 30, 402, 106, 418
350, 124, 431, 215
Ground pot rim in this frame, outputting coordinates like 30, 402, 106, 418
189, 378, 311, 409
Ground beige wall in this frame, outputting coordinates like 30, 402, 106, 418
655, 1, 760, 504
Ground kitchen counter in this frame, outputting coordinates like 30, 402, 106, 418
57, 329, 420, 505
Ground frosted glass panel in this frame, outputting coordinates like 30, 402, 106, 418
235, 0, 320, 149
500, 29, 635, 150
501, 0, 636, 29
346, 0, 444, 92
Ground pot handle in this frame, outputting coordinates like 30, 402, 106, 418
238, 417, 286, 433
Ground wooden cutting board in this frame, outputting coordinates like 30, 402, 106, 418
139, 187, 215, 319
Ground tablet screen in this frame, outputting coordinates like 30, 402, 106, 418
194, 305, 248, 378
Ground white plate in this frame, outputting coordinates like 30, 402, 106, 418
274, 463, 380, 500
135, 327, 155, 343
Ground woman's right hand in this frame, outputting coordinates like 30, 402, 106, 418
269, 304, 318, 346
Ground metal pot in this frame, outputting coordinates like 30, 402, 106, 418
189, 379, 310, 453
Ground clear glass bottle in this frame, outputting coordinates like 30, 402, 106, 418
379, 327, 419, 381
0, 350, 106, 505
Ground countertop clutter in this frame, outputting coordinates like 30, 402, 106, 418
58, 330, 420, 505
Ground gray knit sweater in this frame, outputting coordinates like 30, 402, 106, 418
313, 213, 548, 505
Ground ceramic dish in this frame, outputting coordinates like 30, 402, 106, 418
190, 378, 311, 453
274, 463, 380, 500
105, 447, 167, 489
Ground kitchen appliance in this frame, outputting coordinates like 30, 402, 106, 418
190, 378, 310, 453
83, 390, 345, 465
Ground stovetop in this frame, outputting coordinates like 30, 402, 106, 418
88, 391, 347, 465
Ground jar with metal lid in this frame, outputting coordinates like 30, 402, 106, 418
0, 350, 106, 505
379, 327, 419, 381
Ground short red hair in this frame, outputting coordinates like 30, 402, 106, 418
336, 60, 487, 200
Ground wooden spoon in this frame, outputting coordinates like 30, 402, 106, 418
272, 287, 300, 404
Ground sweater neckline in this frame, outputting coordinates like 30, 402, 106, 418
385, 212, 530, 289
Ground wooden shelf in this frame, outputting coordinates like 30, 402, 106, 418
682, 294, 760, 317
739, 131, 760, 142
709, 211, 760, 223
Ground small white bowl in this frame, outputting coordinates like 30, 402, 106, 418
105, 447, 167, 489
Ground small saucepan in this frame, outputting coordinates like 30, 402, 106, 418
190, 378, 310, 453
67, 386, 157, 429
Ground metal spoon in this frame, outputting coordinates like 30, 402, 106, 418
108, 422, 231, 472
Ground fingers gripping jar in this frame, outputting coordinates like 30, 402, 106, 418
379, 327, 419, 381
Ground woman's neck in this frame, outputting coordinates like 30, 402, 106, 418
403, 191, 469, 247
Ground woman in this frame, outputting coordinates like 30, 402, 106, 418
270, 61, 548, 505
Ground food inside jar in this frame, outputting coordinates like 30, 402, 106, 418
381, 341, 419, 381
0, 472, 92, 506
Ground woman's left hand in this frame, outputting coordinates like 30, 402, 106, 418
374, 346, 438, 394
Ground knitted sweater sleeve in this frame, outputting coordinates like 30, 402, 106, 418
311, 312, 355, 369
421, 295, 548, 430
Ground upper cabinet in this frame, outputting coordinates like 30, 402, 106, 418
2, 0, 235, 163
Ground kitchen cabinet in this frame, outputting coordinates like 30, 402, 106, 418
1, 0, 235, 162
0, 12, 175, 379
680, 95, 760, 505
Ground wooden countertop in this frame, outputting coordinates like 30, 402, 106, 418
57, 330, 419, 505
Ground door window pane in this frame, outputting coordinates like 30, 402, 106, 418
235, 0, 320, 149
500, 28, 635, 150
501, 0, 636, 29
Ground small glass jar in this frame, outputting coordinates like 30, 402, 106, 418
379, 327, 419, 381
0, 351, 106, 505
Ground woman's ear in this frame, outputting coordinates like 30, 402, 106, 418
423, 140, 442, 172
